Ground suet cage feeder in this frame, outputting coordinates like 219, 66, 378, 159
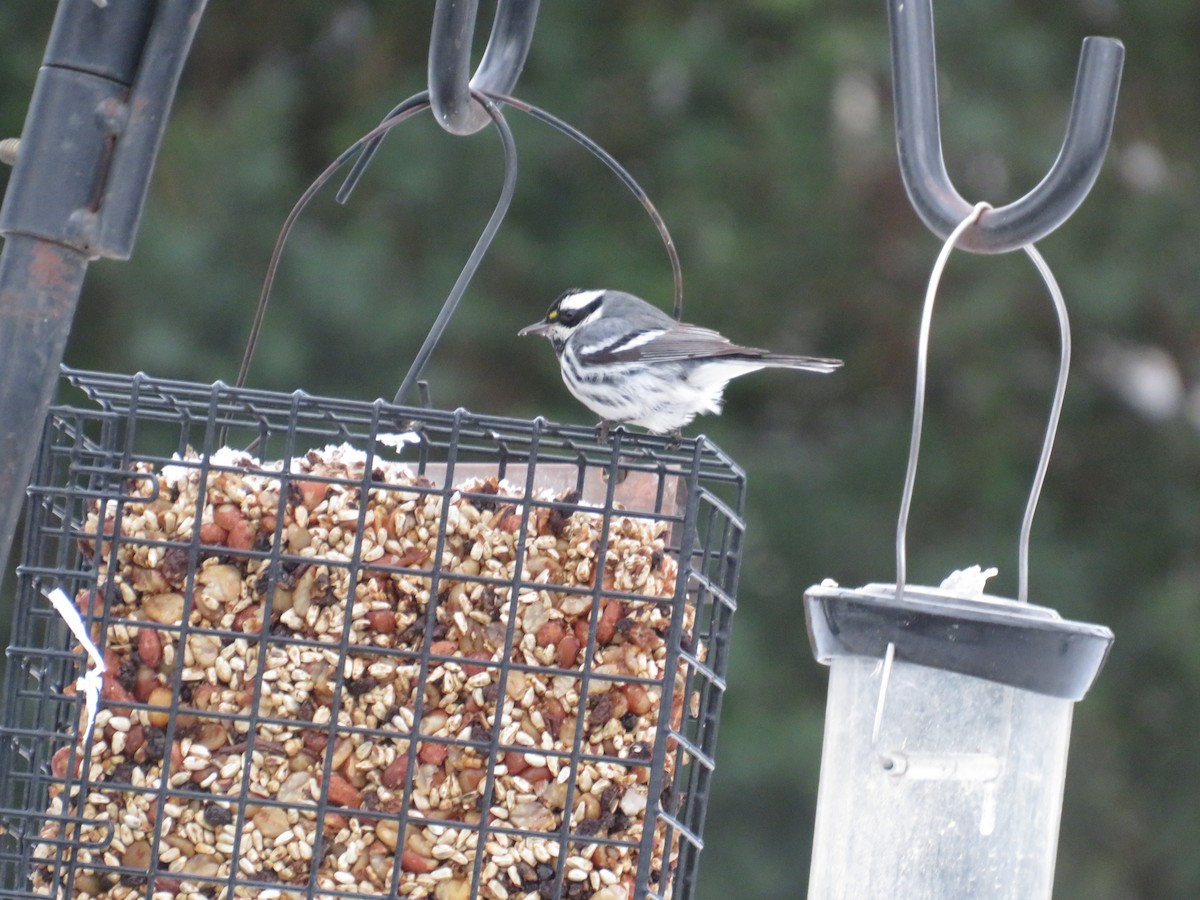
0, 368, 746, 900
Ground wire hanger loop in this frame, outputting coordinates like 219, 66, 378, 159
429, 0, 541, 136
237, 91, 682, 404
888, 0, 1124, 254
896, 202, 1072, 603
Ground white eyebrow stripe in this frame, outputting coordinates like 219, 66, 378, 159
557, 289, 606, 313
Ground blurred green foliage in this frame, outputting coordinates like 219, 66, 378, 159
2, 1, 1199, 897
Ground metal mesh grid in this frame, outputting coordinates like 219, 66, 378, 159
0, 368, 746, 900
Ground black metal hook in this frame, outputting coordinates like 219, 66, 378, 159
428, 0, 541, 136
888, 0, 1124, 253
394, 92, 517, 404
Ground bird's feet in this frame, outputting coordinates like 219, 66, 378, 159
595, 420, 620, 443
595, 420, 685, 449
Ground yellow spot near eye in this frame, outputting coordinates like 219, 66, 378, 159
548, 311, 557, 320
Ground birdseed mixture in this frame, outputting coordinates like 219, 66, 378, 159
32, 445, 694, 899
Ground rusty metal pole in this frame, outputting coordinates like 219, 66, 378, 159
0, 0, 206, 581
0, 237, 90, 568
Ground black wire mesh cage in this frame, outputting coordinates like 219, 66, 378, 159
0, 368, 746, 900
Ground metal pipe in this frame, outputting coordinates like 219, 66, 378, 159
0, 236, 90, 580
0, 0, 207, 579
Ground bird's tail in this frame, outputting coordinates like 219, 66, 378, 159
759, 353, 844, 373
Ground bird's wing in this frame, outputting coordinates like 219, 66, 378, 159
578, 320, 760, 365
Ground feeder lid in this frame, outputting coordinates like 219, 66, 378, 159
804, 582, 1113, 701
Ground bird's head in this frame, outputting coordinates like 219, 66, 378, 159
518, 288, 608, 353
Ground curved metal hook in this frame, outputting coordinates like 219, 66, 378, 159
889, 0, 1124, 253
429, 0, 541, 136
235, 93, 433, 394
335, 90, 685, 322
394, 93, 518, 403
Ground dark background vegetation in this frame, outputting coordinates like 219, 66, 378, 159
3, 1, 1198, 897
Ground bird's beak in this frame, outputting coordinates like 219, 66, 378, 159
518, 321, 550, 337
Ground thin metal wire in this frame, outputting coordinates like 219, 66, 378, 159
234, 92, 433, 393
338, 91, 685, 321
1017, 242, 1070, 603
491, 92, 685, 322
233, 89, 515, 410
895, 202, 990, 601
394, 91, 517, 405
242, 85, 684, 417
872, 641, 896, 746
895, 202, 1073, 603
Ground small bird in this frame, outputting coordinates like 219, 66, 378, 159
519, 288, 842, 438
